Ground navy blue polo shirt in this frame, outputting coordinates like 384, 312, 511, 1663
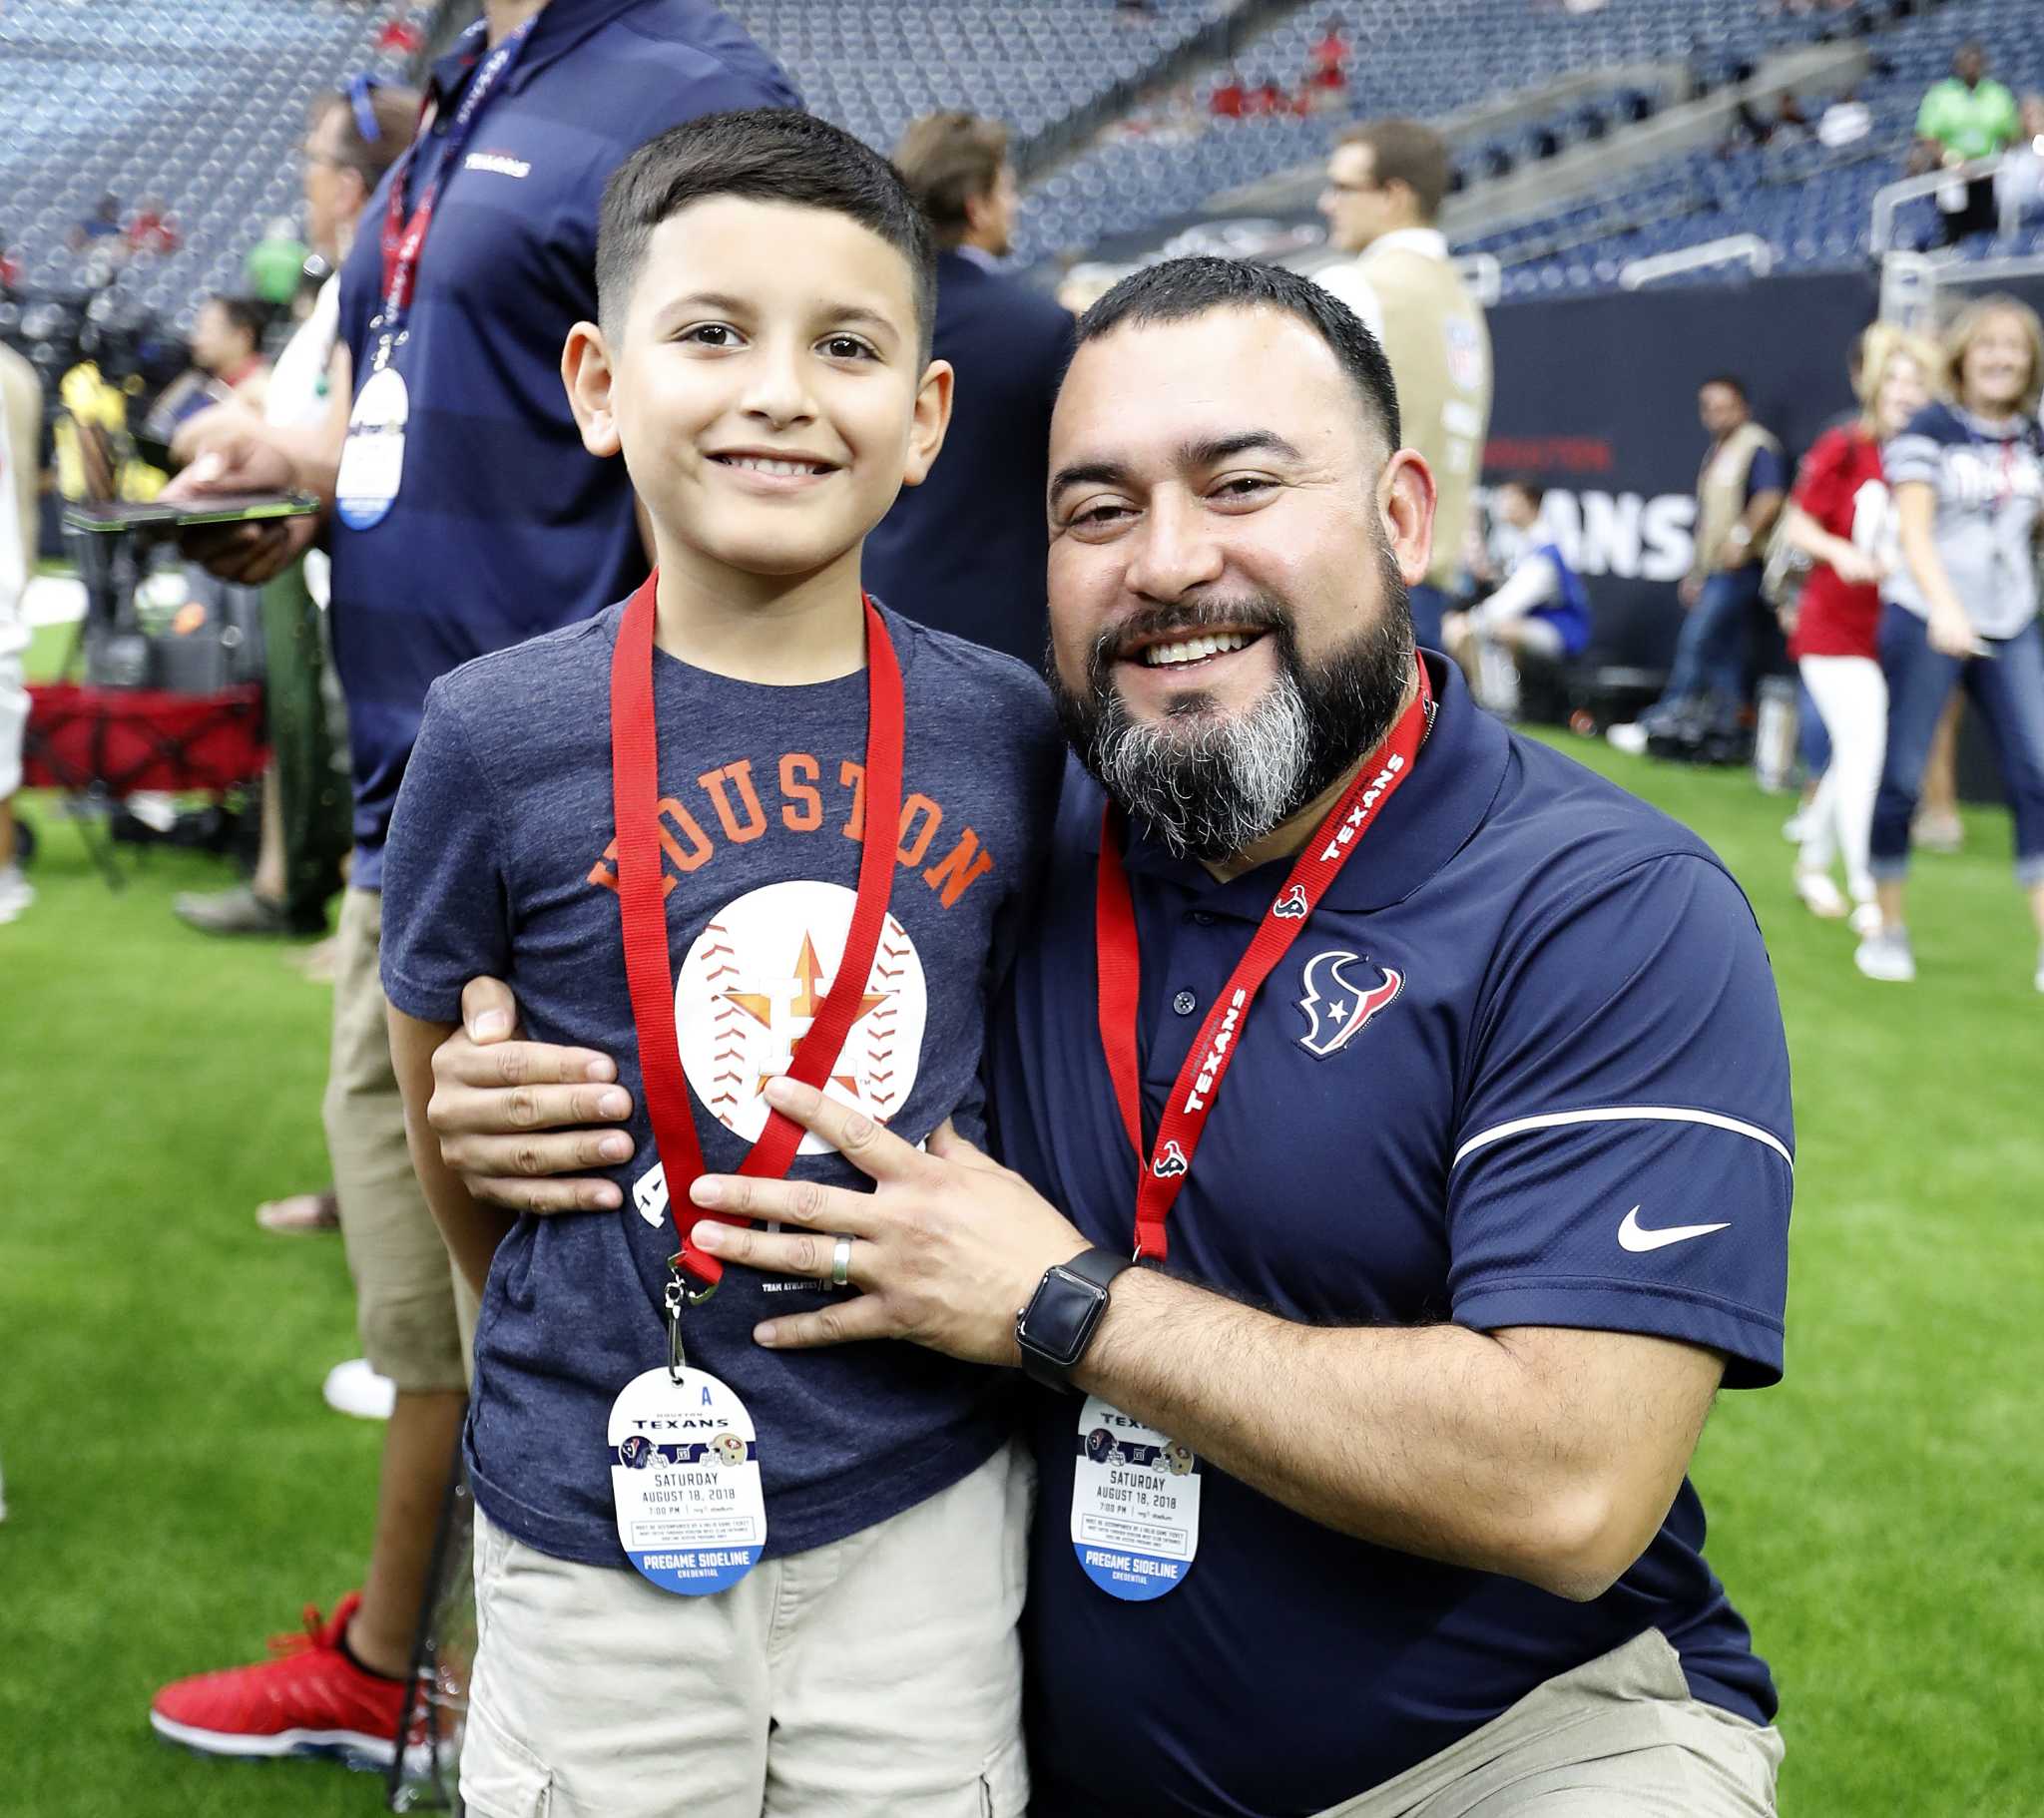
990, 656, 1792, 1816
331, 0, 796, 885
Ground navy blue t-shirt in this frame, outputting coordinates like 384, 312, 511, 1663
331, 0, 796, 885
991, 656, 1792, 1815
380, 603, 1064, 1565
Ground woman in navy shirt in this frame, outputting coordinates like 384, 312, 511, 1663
1861, 295, 2044, 991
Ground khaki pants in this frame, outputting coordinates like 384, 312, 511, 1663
1311, 1628, 1783, 1817
463, 1441, 1033, 1818
324, 885, 475, 1390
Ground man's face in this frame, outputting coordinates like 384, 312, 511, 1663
1318, 143, 1398, 255
1698, 382, 1747, 438
1045, 305, 1431, 861
1494, 483, 1539, 532
300, 107, 362, 262
584, 197, 947, 585
1955, 47, 1984, 87
975, 163, 1020, 258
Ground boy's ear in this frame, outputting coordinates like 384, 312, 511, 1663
899, 356, 955, 490
562, 320, 622, 458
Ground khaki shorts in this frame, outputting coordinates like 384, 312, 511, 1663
323, 885, 475, 1392
1311, 1627, 1783, 1818
463, 1440, 1033, 1818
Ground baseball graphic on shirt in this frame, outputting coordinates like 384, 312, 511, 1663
677, 880, 927, 1155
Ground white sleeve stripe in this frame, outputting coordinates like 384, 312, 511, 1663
1452, 1106, 1793, 1171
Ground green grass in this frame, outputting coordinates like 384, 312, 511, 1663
1, 689, 2039, 1813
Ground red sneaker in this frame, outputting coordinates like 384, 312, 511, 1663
149, 1591, 406, 1768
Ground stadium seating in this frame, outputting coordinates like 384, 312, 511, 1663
0, 0, 424, 337
1468, 0, 2044, 296
1011, 0, 2042, 285
720, 0, 1234, 159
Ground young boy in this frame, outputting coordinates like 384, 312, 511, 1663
380, 110, 1060, 1817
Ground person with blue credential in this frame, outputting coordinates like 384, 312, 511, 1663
431, 257, 1792, 1816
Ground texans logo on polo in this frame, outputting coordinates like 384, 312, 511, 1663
1295, 951, 1403, 1059
1152, 1139, 1190, 1178
1273, 885, 1309, 919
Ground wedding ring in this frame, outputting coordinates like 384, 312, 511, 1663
829, 1232, 854, 1287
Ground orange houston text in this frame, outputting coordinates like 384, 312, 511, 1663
588, 754, 996, 908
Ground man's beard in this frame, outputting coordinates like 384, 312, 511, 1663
1051, 548, 1415, 864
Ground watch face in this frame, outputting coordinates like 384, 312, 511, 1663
1025, 1266, 1108, 1367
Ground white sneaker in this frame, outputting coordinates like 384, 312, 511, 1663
0, 865, 33, 925
1793, 869, 1849, 920
1854, 928, 1916, 983
1606, 722, 1650, 756
321, 1357, 396, 1421
1782, 809, 1811, 844
1849, 901, 1883, 939
2035, 947, 2044, 994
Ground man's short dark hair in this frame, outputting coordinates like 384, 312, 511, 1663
1074, 256, 1400, 449
893, 112, 1008, 252
206, 294, 268, 348
1338, 119, 1451, 223
1499, 474, 1546, 508
597, 109, 937, 359
1700, 373, 1748, 400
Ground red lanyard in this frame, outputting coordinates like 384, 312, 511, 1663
377, 20, 533, 322
608, 573, 905, 1288
1094, 660, 1431, 1263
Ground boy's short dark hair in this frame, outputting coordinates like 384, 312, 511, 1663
597, 109, 937, 360
1075, 256, 1400, 451
1699, 373, 1748, 401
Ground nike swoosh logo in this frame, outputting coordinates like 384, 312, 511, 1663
1618, 1205, 1730, 1252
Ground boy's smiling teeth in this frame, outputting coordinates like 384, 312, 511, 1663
712, 454, 833, 477
1140, 631, 1255, 668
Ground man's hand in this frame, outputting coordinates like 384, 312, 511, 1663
687, 1077, 1089, 1366
165, 412, 315, 585
1830, 543, 1882, 588
180, 513, 319, 587
1678, 574, 1702, 610
165, 414, 297, 496
427, 978, 636, 1212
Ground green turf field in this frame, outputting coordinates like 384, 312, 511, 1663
2, 644, 2039, 1813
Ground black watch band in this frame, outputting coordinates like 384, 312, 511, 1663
1016, 1245, 1133, 1392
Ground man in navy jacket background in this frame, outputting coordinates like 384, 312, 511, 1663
864, 112, 1074, 670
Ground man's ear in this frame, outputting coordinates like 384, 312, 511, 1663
1379, 447, 1437, 587
899, 356, 955, 489
562, 320, 622, 458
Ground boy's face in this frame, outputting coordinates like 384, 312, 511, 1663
566, 197, 949, 585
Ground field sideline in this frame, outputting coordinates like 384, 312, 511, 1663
3, 630, 2039, 1815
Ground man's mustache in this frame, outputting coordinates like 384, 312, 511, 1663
1085, 596, 1293, 684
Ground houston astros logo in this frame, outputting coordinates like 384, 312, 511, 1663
1295, 951, 1403, 1059
1273, 884, 1309, 919
676, 879, 928, 1155
1152, 1139, 1190, 1178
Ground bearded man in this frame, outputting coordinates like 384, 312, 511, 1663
427, 258, 1792, 1818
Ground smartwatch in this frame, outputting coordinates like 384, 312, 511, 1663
1016, 1246, 1132, 1391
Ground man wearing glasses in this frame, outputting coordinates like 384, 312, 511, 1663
1316, 119, 1492, 654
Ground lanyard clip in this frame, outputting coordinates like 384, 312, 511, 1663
663, 1252, 719, 1382
663, 1268, 687, 1382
